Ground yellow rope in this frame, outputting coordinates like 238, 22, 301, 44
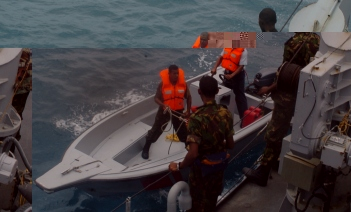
162, 107, 188, 142
165, 133, 180, 142
338, 109, 351, 135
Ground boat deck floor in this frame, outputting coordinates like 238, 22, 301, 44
91, 120, 186, 169
233, 113, 241, 132
91, 121, 151, 162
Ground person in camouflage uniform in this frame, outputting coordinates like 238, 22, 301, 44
243, 33, 320, 186
12, 48, 32, 141
283, 33, 320, 67
169, 76, 234, 212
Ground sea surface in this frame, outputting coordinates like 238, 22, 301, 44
33, 33, 291, 212
1, 0, 317, 48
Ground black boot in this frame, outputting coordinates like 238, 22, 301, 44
242, 164, 271, 187
142, 140, 152, 159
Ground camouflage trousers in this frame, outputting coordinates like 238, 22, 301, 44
261, 100, 295, 165
188, 164, 224, 212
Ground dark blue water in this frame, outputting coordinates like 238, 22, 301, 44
1, 0, 317, 47
33, 34, 290, 212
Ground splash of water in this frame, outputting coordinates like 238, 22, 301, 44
55, 89, 147, 136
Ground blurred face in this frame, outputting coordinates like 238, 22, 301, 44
169, 69, 179, 84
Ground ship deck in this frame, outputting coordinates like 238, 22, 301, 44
217, 169, 287, 212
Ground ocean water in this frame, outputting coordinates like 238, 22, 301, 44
1, 0, 316, 48
32, 33, 291, 212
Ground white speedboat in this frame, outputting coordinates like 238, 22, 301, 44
36, 68, 275, 196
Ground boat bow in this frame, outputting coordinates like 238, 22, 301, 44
35, 149, 110, 193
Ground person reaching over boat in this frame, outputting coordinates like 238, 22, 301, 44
243, 32, 320, 187
258, 8, 278, 32
192, 32, 209, 48
169, 76, 234, 212
141, 65, 192, 159
211, 48, 248, 126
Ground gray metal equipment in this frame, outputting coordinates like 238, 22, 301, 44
0, 48, 22, 138
0, 48, 27, 211
279, 33, 351, 211
289, 0, 350, 32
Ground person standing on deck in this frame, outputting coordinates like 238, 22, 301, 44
169, 76, 235, 212
243, 33, 320, 186
211, 48, 248, 126
141, 65, 192, 159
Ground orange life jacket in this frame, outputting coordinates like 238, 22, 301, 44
160, 68, 186, 110
221, 48, 244, 72
192, 36, 208, 48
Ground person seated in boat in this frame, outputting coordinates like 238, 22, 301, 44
211, 48, 248, 126
243, 33, 320, 187
192, 32, 227, 48
192, 32, 209, 48
141, 65, 192, 159
169, 76, 234, 212
259, 8, 278, 32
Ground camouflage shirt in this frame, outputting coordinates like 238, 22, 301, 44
283, 32, 320, 68
15, 48, 32, 95
187, 100, 234, 158
273, 33, 320, 105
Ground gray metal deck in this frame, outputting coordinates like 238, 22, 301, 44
217, 169, 287, 212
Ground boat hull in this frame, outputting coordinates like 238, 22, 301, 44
73, 126, 266, 196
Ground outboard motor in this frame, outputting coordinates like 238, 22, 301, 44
246, 68, 277, 94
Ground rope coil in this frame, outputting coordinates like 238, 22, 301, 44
338, 108, 351, 135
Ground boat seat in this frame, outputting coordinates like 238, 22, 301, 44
91, 121, 151, 162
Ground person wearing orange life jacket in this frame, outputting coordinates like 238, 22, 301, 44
211, 48, 248, 125
142, 65, 192, 159
192, 32, 209, 48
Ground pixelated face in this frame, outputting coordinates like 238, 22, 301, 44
200, 37, 208, 48
169, 69, 179, 84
